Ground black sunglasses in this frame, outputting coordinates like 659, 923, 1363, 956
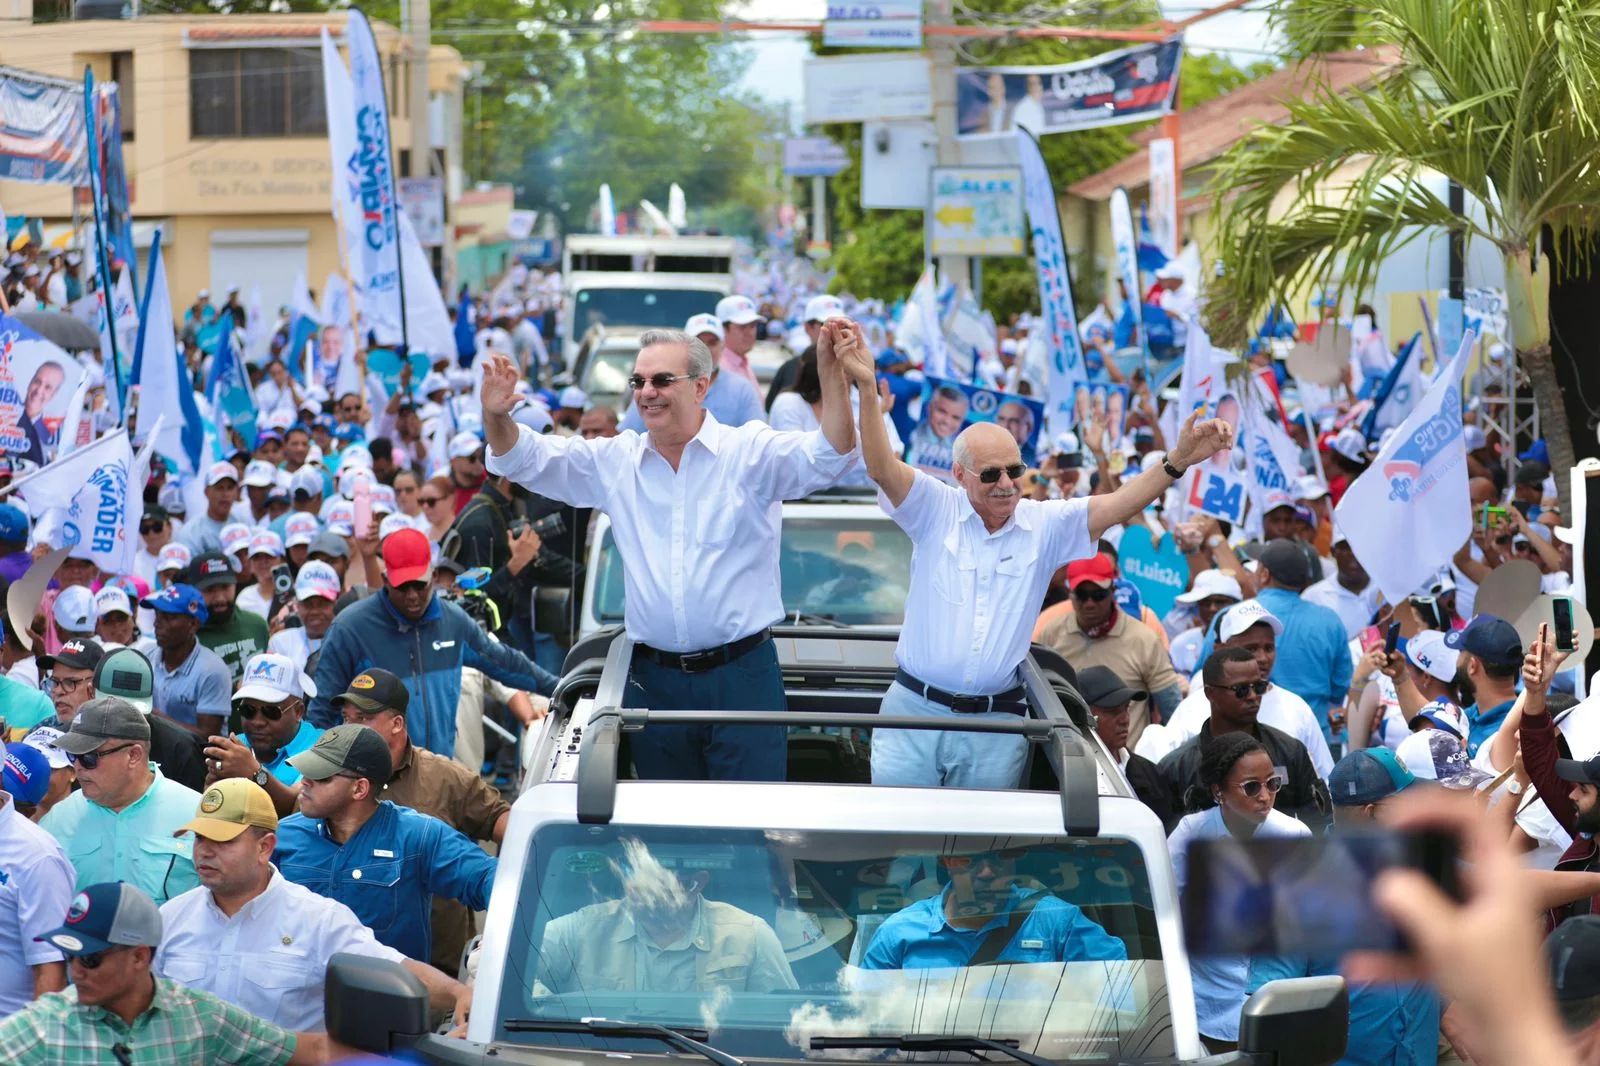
977, 463, 1027, 484
139, 521, 166, 535
1237, 775, 1285, 798
237, 700, 288, 722
74, 946, 124, 970
627, 372, 692, 392
1207, 680, 1270, 699
1071, 584, 1112, 602
69, 742, 137, 770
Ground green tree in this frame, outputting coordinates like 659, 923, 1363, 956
1203, 0, 1600, 517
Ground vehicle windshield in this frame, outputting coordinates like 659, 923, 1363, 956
593, 515, 913, 626
574, 288, 722, 332
582, 347, 638, 409
494, 826, 1171, 1061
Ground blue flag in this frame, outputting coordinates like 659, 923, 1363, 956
206, 321, 259, 450
454, 287, 476, 366
131, 230, 205, 475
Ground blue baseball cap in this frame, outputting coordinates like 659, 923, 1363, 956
1328, 747, 1417, 806
1444, 614, 1523, 669
332, 423, 365, 443
875, 350, 906, 369
0, 504, 27, 542
138, 583, 210, 624
35, 882, 163, 957
3, 743, 50, 806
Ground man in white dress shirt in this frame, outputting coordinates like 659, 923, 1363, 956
155, 778, 469, 1032
834, 325, 1234, 788
482, 326, 857, 781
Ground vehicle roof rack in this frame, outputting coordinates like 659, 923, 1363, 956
574, 706, 1100, 838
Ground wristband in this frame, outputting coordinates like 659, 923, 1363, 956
1162, 458, 1185, 480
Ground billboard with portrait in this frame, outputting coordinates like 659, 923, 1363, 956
903, 376, 1046, 479
0, 313, 84, 466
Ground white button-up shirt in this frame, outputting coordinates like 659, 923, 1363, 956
155, 866, 407, 1032
887, 471, 1094, 696
486, 413, 856, 651
0, 795, 76, 1017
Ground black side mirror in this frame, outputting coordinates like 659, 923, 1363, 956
325, 953, 431, 1053
535, 585, 572, 637
1238, 975, 1348, 1066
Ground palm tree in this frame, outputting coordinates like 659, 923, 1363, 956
1203, 0, 1600, 518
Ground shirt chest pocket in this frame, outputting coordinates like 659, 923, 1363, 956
993, 541, 1039, 595
131, 837, 193, 904
248, 947, 321, 992
696, 492, 740, 547
160, 951, 210, 985
337, 858, 405, 933
931, 544, 976, 606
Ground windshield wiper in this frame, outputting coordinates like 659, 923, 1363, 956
503, 1017, 746, 1066
810, 1034, 1057, 1066
790, 610, 848, 627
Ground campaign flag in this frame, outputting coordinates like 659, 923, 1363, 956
55, 371, 93, 458
340, 12, 405, 345
598, 183, 617, 236
1364, 331, 1425, 438
397, 210, 457, 360
956, 38, 1181, 139
1175, 320, 1246, 523
1243, 399, 1302, 517
95, 267, 138, 421
453, 286, 476, 365
668, 183, 687, 230
131, 230, 204, 475
319, 272, 355, 393
1335, 332, 1476, 605
84, 68, 126, 410
320, 30, 366, 280
206, 323, 259, 449
244, 286, 271, 364
0, 66, 89, 185
16, 427, 139, 575
945, 282, 992, 383
900, 268, 950, 377
1109, 187, 1152, 377
94, 82, 135, 293
286, 272, 321, 385
0, 314, 84, 466
1016, 128, 1086, 440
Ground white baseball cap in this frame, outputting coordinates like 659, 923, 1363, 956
1329, 427, 1371, 464
557, 386, 589, 410
337, 465, 373, 500
378, 513, 416, 541
248, 530, 284, 558
1294, 474, 1329, 501
293, 561, 342, 602
1155, 262, 1186, 281
156, 543, 192, 572
420, 371, 451, 397
803, 294, 844, 323
1218, 600, 1285, 643
1462, 425, 1488, 451
94, 586, 132, 618
511, 401, 553, 434
52, 586, 96, 631
324, 499, 355, 537
370, 484, 397, 515
290, 467, 325, 500
220, 523, 253, 557
233, 652, 318, 704
205, 460, 240, 487
22, 726, 70, 770
715, 294, 761, 326
243, 460, 277, 488
685, 313, 724, 341
284, 512, 321, 549
1404, 629, 1461, 684
338, 444, 373, 472
448, 431, 484, 461
1176, 569, 1244, 605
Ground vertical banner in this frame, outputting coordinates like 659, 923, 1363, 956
342, 11, 406, 347
131, 230, 205, 475
1148, 137, 1178, 261
95, 83, 135, 293
1015, 128, 1086, 440
319, 272, 356, 394
1109, 187, 1151, 377
0, 313, 85, 465
598, 183, 618, 236
320, 30, 366, 285
83, 68, 126, 414
288, 272, 321, 385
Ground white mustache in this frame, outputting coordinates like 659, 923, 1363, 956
987, 487, 1018, 499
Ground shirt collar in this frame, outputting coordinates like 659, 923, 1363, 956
930, 884, 1027, 935
393, 741, 416, 778
955, 493, 1031, 538
639, 410, 724, 466
612, 897, 709, 950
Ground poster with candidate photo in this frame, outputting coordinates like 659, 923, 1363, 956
0, 313, 84, 467
955, 38, 1182, 139
903, 376, 1045, 480
1071, 381, 1129, 446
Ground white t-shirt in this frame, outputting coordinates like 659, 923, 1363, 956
267, 625, 324, 669
1143, 684, 1334, 779
236, 584, 273, 623
1302, 575, 1382, 640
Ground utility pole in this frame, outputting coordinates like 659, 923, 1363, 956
403, 0, 431, 180
926, 0, 967, 286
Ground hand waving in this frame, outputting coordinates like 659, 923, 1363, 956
480, 353, 521, 417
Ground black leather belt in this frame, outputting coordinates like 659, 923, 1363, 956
635, 629, 773, 675
894, 668, 1027, 715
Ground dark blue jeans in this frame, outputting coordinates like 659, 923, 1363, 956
625, 638, 787, 781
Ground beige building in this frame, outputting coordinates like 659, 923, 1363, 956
0, 6, 466, 318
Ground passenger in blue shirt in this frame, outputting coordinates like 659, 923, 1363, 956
861, 849, 1126, 970
1444, 614, 1523, 756
274, 724, 496, 962
1200, 541, 1350, 741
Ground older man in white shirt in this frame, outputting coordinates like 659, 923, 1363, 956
835, 325, 1234, 788
481, 325, 857, 781
155, 778, 468, 1032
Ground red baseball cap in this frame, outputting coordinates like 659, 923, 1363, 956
383, 528, 434, 586
1065, 553, 1116, 590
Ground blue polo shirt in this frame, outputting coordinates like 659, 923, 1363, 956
236, 719, 324, 785
1465, 697, 1517, 757
273, 800, 496, 961
151, 640, 233, 727
1249, 956, 1438, 1066
860, 886, 1127, 970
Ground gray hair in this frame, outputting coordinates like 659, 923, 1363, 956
951, 426, 975, 471
638, 329, 714, 380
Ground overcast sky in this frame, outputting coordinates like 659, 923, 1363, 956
733, 1, 1281, 125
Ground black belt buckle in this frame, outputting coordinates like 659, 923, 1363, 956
676, 648, 721, 674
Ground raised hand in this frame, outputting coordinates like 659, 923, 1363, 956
835, 323, 877, 389
1169, 408, 1234, 468
480, 353, 521, 417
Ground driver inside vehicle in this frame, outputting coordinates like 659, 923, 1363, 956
532, 839, 798, 996
860, 849, 1128, 970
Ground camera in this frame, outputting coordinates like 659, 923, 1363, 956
511, 512, 566, 539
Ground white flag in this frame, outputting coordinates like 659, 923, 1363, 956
397, 210, 457, 360
668, 183, 687, 229
339, 12, 404, 344
1242, 399, 1303, 517
598, 183, 617, 236
132, 233, 201, 474
320, 31, 366, 284
55, 373, 92, 460
244, 285, 270, 363
1335, 332, 1477, 604
18, 428, 138, 576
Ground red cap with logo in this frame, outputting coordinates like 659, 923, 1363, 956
1065, 553, 1116, 590
383, 528, 433, 585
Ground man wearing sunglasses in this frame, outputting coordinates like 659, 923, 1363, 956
201, 652, 323, 819
617, 314, 766, 432
836, 324, 1232, 789
482, 325, 858, 783
0, 880, 340, 1064
1156, 648, 1331, 832
40, 697, 203, 904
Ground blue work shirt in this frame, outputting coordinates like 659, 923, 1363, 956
860, 886, 1127, 970
237, 719, 324, 786
1465, 697, 1517, 757
620, 369, 765, 432
1201, 588, 1352, 740
1248, 956, 1438, 1066
273, 800, 497, 961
